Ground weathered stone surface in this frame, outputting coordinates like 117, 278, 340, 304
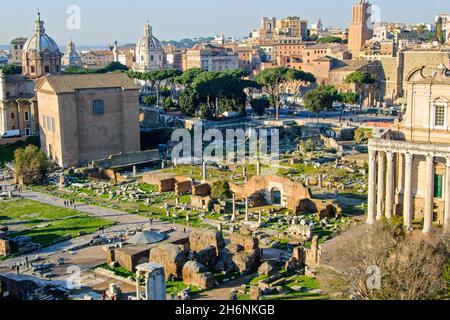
189, 229, 225, 254
258, 261, 277, 276
232, 250, 260, 274
229, 232, 259, 252
149, 244, 185, 280
249, 286, 261, 300
182, 261, 215, 290
196, 246, 217, 269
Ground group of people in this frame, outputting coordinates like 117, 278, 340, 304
64, 199, 77, 210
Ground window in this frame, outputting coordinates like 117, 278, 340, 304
42, 115, 46, 129
24, 111, 29, 121
92, 100, 104, 115
434, 105, 446, 127
434, 175, 443, 199
10, 113, 14, 119
51, 118, 56, 132
45, 66, 50, 73
31, 66, 35, 73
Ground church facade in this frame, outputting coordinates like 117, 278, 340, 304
0, 12, 61, 137
367, 64, 450, 233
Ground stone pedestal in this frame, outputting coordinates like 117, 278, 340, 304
136, 263, 166, 301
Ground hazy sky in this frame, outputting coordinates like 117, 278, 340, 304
0, 0, 447, 45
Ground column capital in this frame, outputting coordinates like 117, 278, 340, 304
378, 151, 386, 160
404, 152, 414, 163
446, 156, 450, 168
386, 151, 395, 162
426, 153, 435, 164
368, 149, 377, 162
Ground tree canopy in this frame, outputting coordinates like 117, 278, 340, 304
14, 145, 50, 186
250, 98, 270, 117
255, 67, 316, 119
345, 71, 376, 85
303, 85, 341, 122
64, 62, 129, 74
0, 64, 22, 75
318, 36, 343, 44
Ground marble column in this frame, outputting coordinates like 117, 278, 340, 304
423, 154, 435, 234
232, 193, 236, 221
202, 160, 207, 183
403, 153, 414, 231
245, 198, 249, 222
444, 157, 450, 233
376, 152, 386, 221
135, 271, 141, 300
367, 150, 377, 225
385, 151, 395, 219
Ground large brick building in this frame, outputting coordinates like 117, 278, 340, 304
36, 73, 141, 168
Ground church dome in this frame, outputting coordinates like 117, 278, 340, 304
62, 40, 82, 67
23, 12, 60, 55
134, 22, 165, 71
137, 23, 163, 52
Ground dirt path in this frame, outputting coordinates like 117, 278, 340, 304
193, 274, 256, 300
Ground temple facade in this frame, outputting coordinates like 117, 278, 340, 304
367, 64, 450, 233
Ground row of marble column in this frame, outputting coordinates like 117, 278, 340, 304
367, 149, 450, 233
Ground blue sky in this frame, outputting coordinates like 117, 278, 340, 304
0, 0, 447, 45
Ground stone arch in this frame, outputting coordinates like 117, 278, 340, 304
295, 198, 318, 215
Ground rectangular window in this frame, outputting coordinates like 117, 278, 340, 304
42, 115, 46, 129
45, 66, 50, 73
51, 118, 56, 132
92, 100, 104, 115
24, 111, 29, 121
47, 116, 51, 130
434, 105, 446, 127
11, 113, 14, 119
434, 175, 443, 199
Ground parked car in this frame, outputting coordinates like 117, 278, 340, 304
1, 129, 21, 138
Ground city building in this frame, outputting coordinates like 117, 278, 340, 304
9, 38, 27, 65
348, 0, 373, 57
164, 45, 184, 70
367, 64, 450, 233
275, 17, 308, 40
36, 73, 141, 168
0, 72, 37, 136
80, 50, 114, 68
250, 16, 308, 42
183, 46, 238, 71
133, 22, 165, 72
0, 12, 60, 136
61, 40, 83, 68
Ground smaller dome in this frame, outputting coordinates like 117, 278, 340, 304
23, 11, 60, 55
62, 40, 82, 67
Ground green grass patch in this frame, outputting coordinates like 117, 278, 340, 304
0, 199, 114, 246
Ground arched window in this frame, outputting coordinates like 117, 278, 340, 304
271, 188, 282, 205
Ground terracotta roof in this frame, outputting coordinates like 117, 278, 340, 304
38, 73, 139, 93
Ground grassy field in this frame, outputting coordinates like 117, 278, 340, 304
0, 199, 114, 246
